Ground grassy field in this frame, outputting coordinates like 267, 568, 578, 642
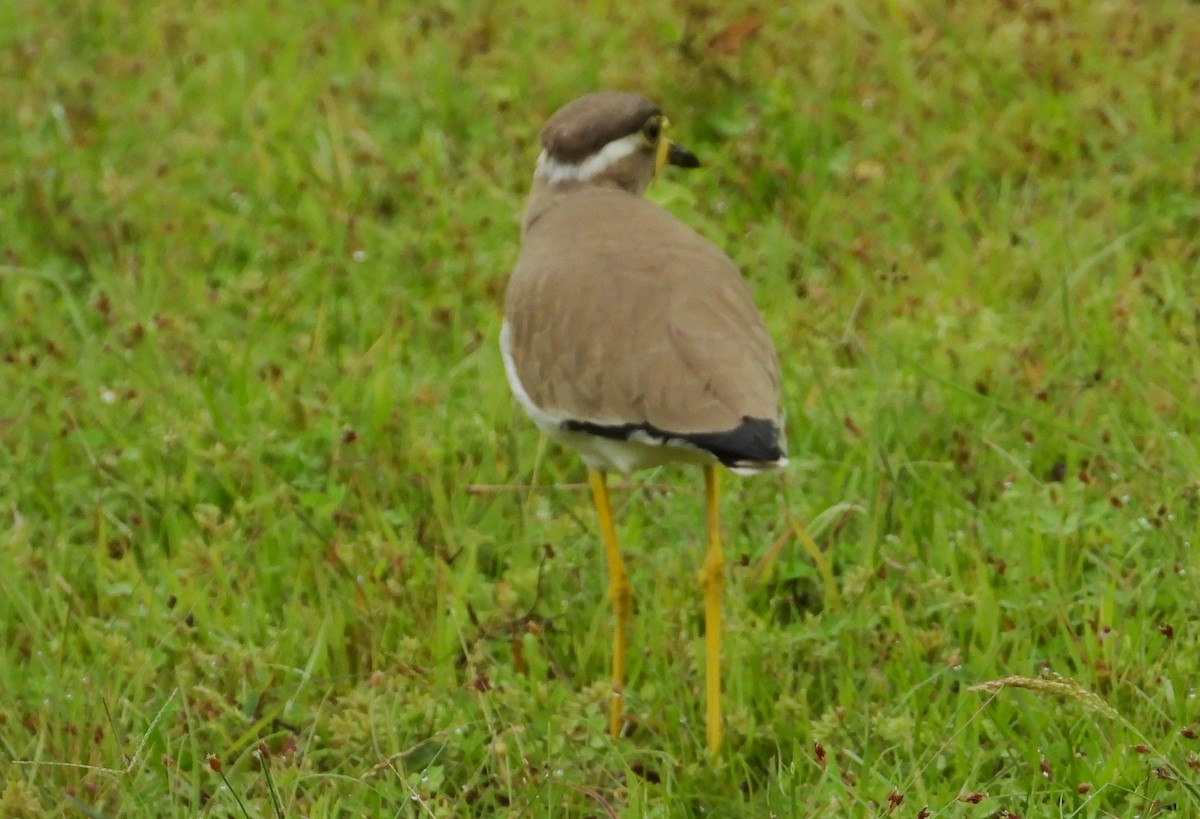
3, 0, 1199, 815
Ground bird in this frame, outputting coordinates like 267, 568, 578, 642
500, 91, 786, 754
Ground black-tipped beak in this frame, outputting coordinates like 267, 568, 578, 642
667, 141, 701, 169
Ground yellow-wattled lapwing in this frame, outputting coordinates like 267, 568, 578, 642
501, 91, 786, 753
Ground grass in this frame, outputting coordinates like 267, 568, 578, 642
2, 0, 1199, 815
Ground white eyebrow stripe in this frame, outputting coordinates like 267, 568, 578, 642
535, 133, 643, 185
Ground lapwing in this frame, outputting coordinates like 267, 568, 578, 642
501, 91, 787, 753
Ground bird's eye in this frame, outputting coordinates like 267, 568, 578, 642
642, 118, 661, 142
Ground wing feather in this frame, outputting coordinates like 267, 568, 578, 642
505, 186, 782, 438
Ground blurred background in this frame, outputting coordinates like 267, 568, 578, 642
2, 1, 1198, 815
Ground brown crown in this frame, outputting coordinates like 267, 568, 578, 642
539, 92, 660, 163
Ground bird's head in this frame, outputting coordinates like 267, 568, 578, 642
533, 91, 700, 196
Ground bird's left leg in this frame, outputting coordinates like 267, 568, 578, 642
588, 468, 631, 738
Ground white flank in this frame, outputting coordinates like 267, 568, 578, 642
499, 321, 568, 433
534, 133, 643, 185
501, 323, 788, 475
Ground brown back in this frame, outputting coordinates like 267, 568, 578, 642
505, 186, 781, 435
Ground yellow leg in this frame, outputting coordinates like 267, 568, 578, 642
588, 468, 631, 739
699, 464, 724, 754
